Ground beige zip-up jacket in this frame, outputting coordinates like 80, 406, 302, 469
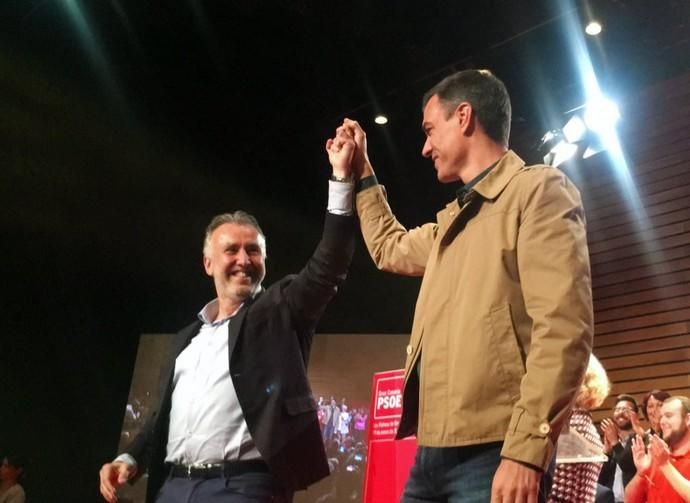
356, 150, 593, 470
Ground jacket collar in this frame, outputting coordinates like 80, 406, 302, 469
472, 150, 525, 201
437, 150, 526, 235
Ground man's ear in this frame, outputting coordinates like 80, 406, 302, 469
454, 102, 475, 135
203, 255, 213, 276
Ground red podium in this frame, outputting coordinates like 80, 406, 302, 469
363, 369, 417, 503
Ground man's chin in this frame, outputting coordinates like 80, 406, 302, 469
228, 284, 258, 301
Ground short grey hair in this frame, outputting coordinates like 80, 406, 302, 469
203, 211, 266, 258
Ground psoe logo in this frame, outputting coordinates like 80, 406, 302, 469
374, 375, 404, 419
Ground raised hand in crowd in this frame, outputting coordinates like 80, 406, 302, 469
630, 434, 652, 476
600, 417, 620, 453
629, 409, 646, 437
649, 434, 671, 466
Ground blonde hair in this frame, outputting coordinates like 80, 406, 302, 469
576, 354, 611, 410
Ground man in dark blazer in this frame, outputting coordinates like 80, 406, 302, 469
99, 136, 358, 503
598, 394, 641, 502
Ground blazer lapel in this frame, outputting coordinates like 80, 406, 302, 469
157, 320, 201, 408
227, 290, 263, 370
228, 302, 250, 365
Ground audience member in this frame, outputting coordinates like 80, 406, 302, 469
642, 389, 672, 437
548, 354, 610, 503
598, 394, 640, 501
353, 408, 368, 443
625, 396, 690, 502
0, 455, 26, 503
337, 405, 351, 438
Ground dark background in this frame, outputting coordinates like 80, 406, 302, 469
1, 0, 689, 500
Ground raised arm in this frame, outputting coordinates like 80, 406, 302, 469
281, 130, 357, 330
343, 118, 436, 275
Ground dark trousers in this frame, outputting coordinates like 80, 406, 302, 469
155, 472, 293, 503
402, 443, 553, 503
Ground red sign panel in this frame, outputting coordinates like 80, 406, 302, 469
363, 369, 417, 503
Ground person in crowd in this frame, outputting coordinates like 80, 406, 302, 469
0, 455, 26, 503
323, 398, 340, 443
599, 394, 641, 501
547, 354, 610, 503
338, 404, 352, 438
353, 408, 368, 443
642, 389, 672, 437
646, 433, 690, 502
626, 396, 690, 502
98, 136, 358, 503
331, 68, 593, 502
317, 397, 327, 431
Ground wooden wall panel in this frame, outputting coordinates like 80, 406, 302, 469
562, 71, 690, 424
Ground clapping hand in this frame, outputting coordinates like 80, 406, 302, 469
631, 434, 652, 476
630, 409, 646, 437
600, 417, 619, 453
649, 434, 671, 467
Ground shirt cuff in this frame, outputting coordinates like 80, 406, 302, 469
327, 180, 354, 216
114, 453, 138, 471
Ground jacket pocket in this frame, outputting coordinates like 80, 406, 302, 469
488, 304, 526, 403
284, 394, 318, 415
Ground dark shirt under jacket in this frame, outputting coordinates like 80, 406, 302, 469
124, 212, 356, 503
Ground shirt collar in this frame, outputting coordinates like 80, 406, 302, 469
455, 150, 526, 206
197, 298, 242, 326
456, 161, 498, 205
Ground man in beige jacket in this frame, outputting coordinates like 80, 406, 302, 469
329, 69, 593, 502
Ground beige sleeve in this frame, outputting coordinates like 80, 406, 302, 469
501, 169, 594, 470
356, 185, 436, 277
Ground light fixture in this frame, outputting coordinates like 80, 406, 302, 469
374, 114, 388, 125
583, 97, 620, 134
546, 140, 580, 168
582, 146, 600, 159
562, 115, 587, 143
541, 93, 621, 167
585, 21, 602, 36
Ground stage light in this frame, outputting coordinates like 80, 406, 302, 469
562, 115, 587, 143
374, 114, 388, 125
541, 129, 559, 144
584, 97, 620, 134
583, 146, 601, 159
547, 140, 579, 168
585, 21, 602, 36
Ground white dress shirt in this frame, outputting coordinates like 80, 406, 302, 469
166, 299, 259, 463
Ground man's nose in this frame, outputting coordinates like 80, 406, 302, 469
421, 137, 432, 158
236, 248, 251, 264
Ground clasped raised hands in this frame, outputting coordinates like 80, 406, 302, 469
325, 119, 374, 180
